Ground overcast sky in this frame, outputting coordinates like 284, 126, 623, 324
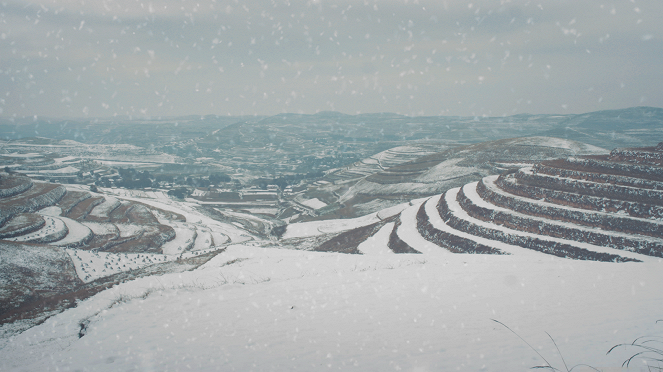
1, 0, 662, 118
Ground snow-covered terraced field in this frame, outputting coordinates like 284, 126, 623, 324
160, 223, 197, 255
5, 215, 67, 243
88, 196, 121, 219
50, 216, 93, 248
66, 249, 178, 283
319, 143, 663, 262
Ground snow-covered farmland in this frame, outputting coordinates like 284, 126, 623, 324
66, 249, 178, 283
283, 201, 409, 239
160, 223, 196, 255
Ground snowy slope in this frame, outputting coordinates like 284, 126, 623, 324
0, 245, 661, 372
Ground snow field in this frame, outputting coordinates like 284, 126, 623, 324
38, 205, 62, 216
2, 245, 661, 372
300, 197, 328, 209
115, 223, 143, 238
66, 249, 178, 283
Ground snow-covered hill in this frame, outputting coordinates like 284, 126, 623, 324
2, 140, 663, 371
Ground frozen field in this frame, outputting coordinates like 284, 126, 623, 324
0, 244, 661, 371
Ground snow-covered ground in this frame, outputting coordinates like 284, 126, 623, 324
1, 244, 661, 371
160, 223, 196, 256
283, 202, 409, 239
301, 197, 328, 209
66, 249, 178, 283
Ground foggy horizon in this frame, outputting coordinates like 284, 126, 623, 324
2, 0, 662, 119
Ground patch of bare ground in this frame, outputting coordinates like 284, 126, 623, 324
0, 213, 45, 238
126, 204, 160, 225
109, 202, 133, 223
315, 215, 398, 254
56, 190, 91, 215
133, 202, 186, 222
0, 248, 226, 334
65, 196, 104, 220
0, 241, 81, 319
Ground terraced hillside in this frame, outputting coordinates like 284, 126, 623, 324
288, 143, 663, 263
0, 173, 249, 330
286, 136, 609, 222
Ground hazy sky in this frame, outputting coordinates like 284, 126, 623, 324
1, 0, 662, 118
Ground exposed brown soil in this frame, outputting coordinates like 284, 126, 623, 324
66, 196, 104, 220
56, 190, 91, 215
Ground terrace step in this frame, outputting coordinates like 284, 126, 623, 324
461, 181, 663, 258
490, 175, 663, 238
483, 172, 663, 219
55, 190, 91, 215
533, 162, 663, 190
65, 196, 104, 220
609, 147, 663, 167
540, 157, 663, 183
0, 182, 66, 226
0, 173, 33, 198
437, 187, 641, 262
6, 215, 68, 244
417, 195, 505, 255
514, 168, 663, 206
0, 213, 45, 239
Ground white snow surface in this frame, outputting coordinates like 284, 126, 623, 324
38, 206, 62, 216
50, 216, 92, 247
499, 136, 608, 154
283, 202, 410, 239
160, 223, 196, 256
66, 249, 177, 283
1, 244, 661, 371
300, 197, 328, 209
